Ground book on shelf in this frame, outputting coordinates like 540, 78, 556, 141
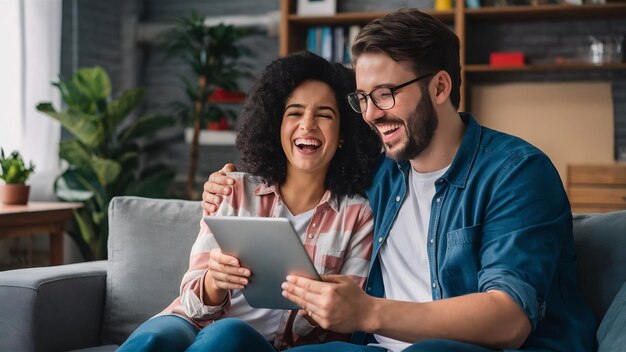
347, 25, 361, 62
321, 26, 333, 61
333, 26, 345, 64
307, 27, 317, 53
466, 0, 481, 8
305, 24, 362, 65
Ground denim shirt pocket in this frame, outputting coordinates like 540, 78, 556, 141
442, 224, 482, 295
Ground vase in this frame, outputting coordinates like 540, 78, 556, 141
0, 184, 30, 205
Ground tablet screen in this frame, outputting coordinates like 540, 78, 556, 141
204, 216, 321, 310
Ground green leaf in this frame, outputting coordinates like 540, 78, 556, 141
119, 115, 175, 142
54, 169, 106, 208
0, 149, 35, 183
59, 140, 93, 170
91, 209, 107, 226
37, 103, 104, 148
73, 66, 111, 102
73, 209, 96, 247
96, 218, 109, 260
91, 157, 121, 186
125, 166, 176, 198
117, 151, 139, 165
54, 80, 95, 113
55, 176, 94, 202
106, 88, 146, 129
59, 141, 121, 186
169, 101, 194, 126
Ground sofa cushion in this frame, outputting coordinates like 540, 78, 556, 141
597, 282, 626, 352
101, 197, 201, 345
573, 210, 626, 323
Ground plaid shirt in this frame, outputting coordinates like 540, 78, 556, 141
160, 172, 373, 349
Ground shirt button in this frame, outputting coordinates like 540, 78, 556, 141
308, 233, 314, 239
312, 223, 316, 228
395, 196, 401, 202
367, 287, 371, 291
378, 237, 383, 243
429, 238, 434, 244
432, 282, 437, 288
436, 197, 441, 203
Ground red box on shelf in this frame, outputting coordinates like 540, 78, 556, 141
208, 88, 246, 103
489, 52, 525, 67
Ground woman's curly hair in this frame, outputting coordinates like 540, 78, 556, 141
236, 51, 381, 198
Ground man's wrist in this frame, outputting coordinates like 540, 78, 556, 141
361, 296, 383, 333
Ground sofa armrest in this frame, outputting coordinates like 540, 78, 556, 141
0, 261, 107, 352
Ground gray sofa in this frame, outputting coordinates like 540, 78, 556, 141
0, 196, 624, 352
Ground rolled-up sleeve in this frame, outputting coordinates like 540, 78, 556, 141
178, 211, 231, 324
477, 153, 570, 330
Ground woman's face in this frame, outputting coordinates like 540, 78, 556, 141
280, 80, 340, 178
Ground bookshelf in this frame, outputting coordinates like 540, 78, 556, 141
464, 3, 626, 21
279, 0, 626, 111
465, 62, 626, 73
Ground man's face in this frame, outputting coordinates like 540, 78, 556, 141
354, 52, 437, 161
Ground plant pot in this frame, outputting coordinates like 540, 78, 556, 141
1, 183, 30, 205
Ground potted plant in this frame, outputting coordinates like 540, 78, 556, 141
162, 11, 252, 199
0, 149, 35, 205
36, 66, 176, 260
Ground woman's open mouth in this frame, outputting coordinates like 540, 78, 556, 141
294, 138, 322, 153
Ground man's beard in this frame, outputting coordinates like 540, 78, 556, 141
381, 94, 437, 161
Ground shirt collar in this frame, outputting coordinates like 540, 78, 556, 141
254, 181, 339, 212
441, 112, 481, 189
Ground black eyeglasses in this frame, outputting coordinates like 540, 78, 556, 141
346, 73, 434, 114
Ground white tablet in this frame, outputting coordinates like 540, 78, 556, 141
203, 216, 322, 310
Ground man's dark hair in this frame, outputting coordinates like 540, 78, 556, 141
236, 51, 381, 198
351, 9, 462, 109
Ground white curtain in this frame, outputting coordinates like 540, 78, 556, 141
0, 0, 63, 201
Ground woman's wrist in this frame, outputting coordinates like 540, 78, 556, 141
202, 269, 228, 305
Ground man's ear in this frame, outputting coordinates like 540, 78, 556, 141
432, 71, 452, 105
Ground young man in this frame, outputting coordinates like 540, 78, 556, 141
202, 9, 595, 352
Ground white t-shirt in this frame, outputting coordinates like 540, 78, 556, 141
370, 165, 449, 352
223, 207, 315, 341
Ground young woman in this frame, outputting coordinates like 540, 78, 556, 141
117, 51, 381, 352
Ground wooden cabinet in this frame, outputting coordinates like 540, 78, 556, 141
567, 164, 626, 213
279, 0, 626, 111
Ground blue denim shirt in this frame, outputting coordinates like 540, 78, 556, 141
353, 113, 596, 351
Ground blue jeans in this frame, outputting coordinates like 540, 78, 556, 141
117, 315, 276, 352
118, 315, 497, 352
289, 339, 497, 352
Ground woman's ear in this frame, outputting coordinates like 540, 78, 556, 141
432, 71, 452, 105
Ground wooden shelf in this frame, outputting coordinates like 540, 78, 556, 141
287, 9, 455, 25
466, 3, 626, 21
568, 164, 626, 213
280, 0, 626, 109
465, 62, 626, 73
